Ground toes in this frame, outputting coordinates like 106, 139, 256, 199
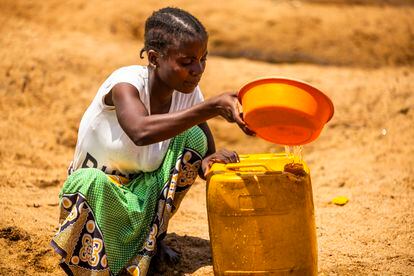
169, 251, 181, 265
164, 247, 181, 265
157, 241, 181, 265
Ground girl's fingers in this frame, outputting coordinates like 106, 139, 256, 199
234, 151, 240, 162
215, 149, 240, 163
241, 125, 256, 136
230, 96, 256, 136
228, 151, 239, 163
232, 102, 246, 127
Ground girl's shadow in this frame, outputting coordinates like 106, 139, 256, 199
149, 233, 212, 275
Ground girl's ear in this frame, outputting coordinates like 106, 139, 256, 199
147, 50, 160, 68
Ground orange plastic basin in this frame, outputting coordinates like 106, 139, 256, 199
238, 77, 334, 145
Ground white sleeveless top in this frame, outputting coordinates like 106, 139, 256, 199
71, 65, 204, 178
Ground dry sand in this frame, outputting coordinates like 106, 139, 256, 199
0, 0, 413, 275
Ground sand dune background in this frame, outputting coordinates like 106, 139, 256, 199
0, 0, 413, 275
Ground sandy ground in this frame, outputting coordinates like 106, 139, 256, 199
0, 0, 413, 275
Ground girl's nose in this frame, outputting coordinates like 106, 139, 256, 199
190, 62, 204, 76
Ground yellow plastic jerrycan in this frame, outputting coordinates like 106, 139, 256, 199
206, 153, 317, 275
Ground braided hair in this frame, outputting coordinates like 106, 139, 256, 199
140, 7, 208, 59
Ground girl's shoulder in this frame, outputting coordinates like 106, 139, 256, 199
96, 65, 148, 106
111, 65, 148, 80
104, 65, 148, 93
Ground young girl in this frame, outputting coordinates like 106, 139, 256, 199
51, 7, 252, 276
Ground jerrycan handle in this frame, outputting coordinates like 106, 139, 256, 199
225, 163, 271, 172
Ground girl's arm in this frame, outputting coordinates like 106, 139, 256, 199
198, 122, 215, 179
198, 122, 215, 157
111, 83, 251, 146
198, 122, 242, 179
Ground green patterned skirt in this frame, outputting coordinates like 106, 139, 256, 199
51, 126, 207, 275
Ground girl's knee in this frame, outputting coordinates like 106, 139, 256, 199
64, 168, 109, 192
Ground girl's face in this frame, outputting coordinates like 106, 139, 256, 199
155, 36, 208, 94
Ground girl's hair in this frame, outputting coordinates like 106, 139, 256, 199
140, 7, 208, 59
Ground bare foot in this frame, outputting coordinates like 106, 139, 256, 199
150, 240, 181, 274
157, 239, 181, 265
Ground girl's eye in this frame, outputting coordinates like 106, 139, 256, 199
180, 56, 207, 66
180, 59, 193, 66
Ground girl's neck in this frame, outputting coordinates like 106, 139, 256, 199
148, 66, 173, 114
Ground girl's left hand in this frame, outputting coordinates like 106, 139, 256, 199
201, 149, 240, 178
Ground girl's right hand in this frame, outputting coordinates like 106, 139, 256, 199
214, 92, 255, 136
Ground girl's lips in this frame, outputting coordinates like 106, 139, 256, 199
184, 80, 200, 87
